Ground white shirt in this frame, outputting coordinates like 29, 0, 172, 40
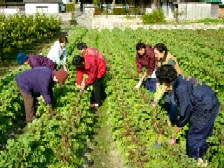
47, 41, 66, 65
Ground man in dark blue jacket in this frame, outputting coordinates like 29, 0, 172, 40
16, 67, 68, 123
155, 64, 220, 165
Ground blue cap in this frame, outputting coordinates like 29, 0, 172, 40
17, 53, 28, 65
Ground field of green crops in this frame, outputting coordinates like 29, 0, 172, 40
0, 26, 223, 168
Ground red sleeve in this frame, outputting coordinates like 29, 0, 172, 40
76, 70, 84, 85
146, 57, 156, 75
146, 46, 156, 75
85, 63, 98, 86
85, 47, 95, 56
97, 59, 107, 78
87, 47, 107, 63
136, 54, 142, 74
96, 50, 103, 59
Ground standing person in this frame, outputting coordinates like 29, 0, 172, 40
17, 53, 56, 70
135, 42, 156, 91
155, 64, 220, 166
47, 36, 68, 71
16, 67, 68, 123
77, 42, 107, 62
72, 55, 106, 108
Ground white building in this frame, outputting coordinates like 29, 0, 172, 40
24, 0, 64, 14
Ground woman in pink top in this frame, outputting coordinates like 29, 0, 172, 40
77, 42, 107, 62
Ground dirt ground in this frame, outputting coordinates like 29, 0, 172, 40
84, 107, 124, 168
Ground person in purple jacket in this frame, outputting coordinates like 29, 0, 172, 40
15, 67, 68, 123
16, 53, 56, 70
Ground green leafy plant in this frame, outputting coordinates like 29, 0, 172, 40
142, 8, 166, 24
0, 14, 61, 59
65, 3, 75, 12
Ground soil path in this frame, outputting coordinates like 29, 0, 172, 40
85, 106, 124, 168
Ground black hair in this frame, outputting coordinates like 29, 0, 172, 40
59, 36, 68, 43
154, 43, 168, 63
72, 55, 85, 66
136, 42, 146, 51
155, 64, 177, 84
77, 42, 87, 50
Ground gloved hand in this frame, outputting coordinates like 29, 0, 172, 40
135, 78, 144, 89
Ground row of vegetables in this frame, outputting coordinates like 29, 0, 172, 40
0, 26, 223, 167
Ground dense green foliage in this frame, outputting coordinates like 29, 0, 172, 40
197, 18, 224, 24
65, 4, 75, 12
0, 26, 223, 167
0, 14, 61, 59
142, 8, 166, 24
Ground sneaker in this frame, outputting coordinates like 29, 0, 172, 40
152, 142, 162, 148
90, 103, 99, 109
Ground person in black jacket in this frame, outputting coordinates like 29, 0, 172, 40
155, 64, 220, 165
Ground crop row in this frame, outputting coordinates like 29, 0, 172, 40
0, 28, 97, 167
0, 26, 223, 167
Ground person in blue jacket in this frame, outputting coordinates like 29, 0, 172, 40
16, 67, 68, 123
155, 64, 220, 165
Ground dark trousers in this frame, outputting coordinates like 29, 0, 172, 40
20, 90, 37, 123
92, 78, 104, 105
164, 91, 178, 125
145, 78, 157, 93
187, 104, 219, 160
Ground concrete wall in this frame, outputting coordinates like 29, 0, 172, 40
76, 15, 143, 30
75, 14, 224, 30
50, 13, 73, 23
178, 3, 218, 20
0, 8, 20, 14
25, 4, 60, 14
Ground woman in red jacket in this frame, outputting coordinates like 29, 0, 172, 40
72, 55, 107, 108
135, 42, 156, 91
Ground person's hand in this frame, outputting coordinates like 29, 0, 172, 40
77, 85, 81, 89
37, 96, 44, 103
143, 72, 148, 79
174, 126, 181, 132
80, 83, 85, 93
152, 102, 156, 107
139, 73, 142, 79
63, 65, 68, 72
135, 79, 143, 89
169, 139, 176, 146
151, 100, 157, 107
